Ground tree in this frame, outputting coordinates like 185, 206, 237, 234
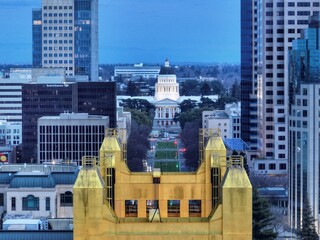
230, 80, 241, 100
296, 197, 319, 240
121, 98, 155, 115
211, 80, 226, 96
174, 108, 202, 129
198, 97, 215, 109
126, 120, 150, 172
200, 82, 211, 96
126, 80, 139, 96
181, 120, 201, 170
179, 99, 198, 113
252, 188, 278, 240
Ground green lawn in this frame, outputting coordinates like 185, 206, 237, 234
156, 141, 177, 149
154, 161, 180, 172
155, 150, 178, 159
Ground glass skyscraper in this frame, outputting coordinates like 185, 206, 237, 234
288, 15, 320, 232
32, 0, 98, 81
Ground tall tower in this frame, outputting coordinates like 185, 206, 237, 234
242, 0, 320, 160
288, 15, 320, 232
32, 0, 98, 81
240, 0, 259, 158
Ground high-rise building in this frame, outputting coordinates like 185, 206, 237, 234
240, 0, 259, 158
32, 0, 98, 81
241, 0, 319, 160
288, 15, 320, 232
21, 81, 116, 163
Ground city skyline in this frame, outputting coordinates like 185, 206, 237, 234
0, 0, 240, 64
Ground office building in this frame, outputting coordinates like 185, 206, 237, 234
21, 81, 116, 163
37, 113, 109, 165
241, 0, 319, 160
114, 63, 161, 80
32, 0, 98, 80
73, 130, 252, 239
0, 69, 32, 123
288, 15, 320, 232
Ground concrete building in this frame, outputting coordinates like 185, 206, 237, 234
288, 15, 320, 232
32, 0, 98, 80
73, 130, 252, 239
37, 113, 109, 165
241, 0, 320, 160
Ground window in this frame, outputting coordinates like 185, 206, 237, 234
46, 197, 50, 211
279, 163, 287, 170
189, 200, 201, 217
125, 200, 138, 217
168, 200, 180, 217
60, 191, 73, 207
269, 164, 276, 170
0, 193, 3, 206
146, 200, 158, 216
258, 164, 265, 170
22, 195, 39, 211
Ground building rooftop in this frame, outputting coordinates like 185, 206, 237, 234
224, 138, 249, 151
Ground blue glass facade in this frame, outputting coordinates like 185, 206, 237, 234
74, 0, 98, 80
32, 8, 42, 68
241, 0, 258, 150
288, 15, 320, 231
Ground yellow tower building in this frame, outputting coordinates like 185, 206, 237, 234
73, 130, 252, 240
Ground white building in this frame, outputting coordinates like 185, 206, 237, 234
114, 63, 160, 79
37, 113, 109, 165
202, 102, 241, 139
0, 69, 32, 123
0, 164, 78, 220
256, 0, 319, 160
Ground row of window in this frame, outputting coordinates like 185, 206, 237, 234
43, 26, 73, 31
125, 200, 201, 217
10, 192, 72, 211
44, 53, 73, 58
44, 40, 73, 44
44, 60, 73, 64
43, 19, 73, 24
44, 33, 73, 38
43, 5, 73, 10
266, 2, 319, 7
43, 46, 73, 51
257, 163, 287, 170
44, 13, 72, 17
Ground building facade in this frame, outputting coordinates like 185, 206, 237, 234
32, 0, 98, 80
0, 164, 78, 220
21, 81, 116, 163
288, 15, 320, 232
73, 130, 252, 239
153, 59, 180, 130
37, 113, 109, 165
114, 63, 160, 80
241, 0, 319, 160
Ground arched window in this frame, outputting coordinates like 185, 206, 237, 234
60, 191, 73, 206
22, 195, 39, 211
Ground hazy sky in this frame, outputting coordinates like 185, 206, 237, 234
0, 0, 240, 64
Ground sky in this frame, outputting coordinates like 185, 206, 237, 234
0, 0, 240, 64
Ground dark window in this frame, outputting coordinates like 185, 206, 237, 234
125, 200, 138, 217
189, 200, 201, 217
46, 197, 50, 211
269, 163, 276, 170
22, 195, 39, 211
279, 163, 287, 170
258, 164, 265, 170
0, 193, 3, 206
60, 191, 73, 207
168, 200, 180, 217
